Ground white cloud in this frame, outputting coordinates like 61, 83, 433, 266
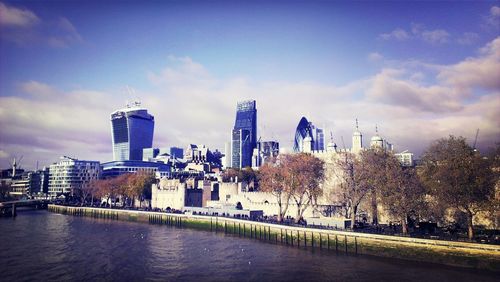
2, 39, 500, 168
492, 6, 500, 17
47, 17, 84, 48
438, 36, 500, 91
368, 52, 383, 62
379, 28, 409, 41
482, 5, 500, 29
366, 68, 462, 113
421, 29, 450, 44
380, 24, 453, 45
0, 150, 9, 159
0, 3, 83, 48
0, 2, 39, 27
457, 32, 480, 45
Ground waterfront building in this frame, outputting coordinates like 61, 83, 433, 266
48, 156, 101, 197
231, 100, 257, 168
293, 117, 325, 153
9, 168, 48, 197
111, 102, 154, 161
101, 160, 171, 179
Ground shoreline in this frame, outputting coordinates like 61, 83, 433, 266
47, 204, 500, 271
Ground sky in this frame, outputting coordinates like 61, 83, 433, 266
0, 0, 499, 170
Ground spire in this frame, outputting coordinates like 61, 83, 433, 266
375, 124, 379, 135
355, 118, 359, 130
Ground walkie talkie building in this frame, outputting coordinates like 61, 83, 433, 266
110, 102, 154, 161
231, 100, 257, 168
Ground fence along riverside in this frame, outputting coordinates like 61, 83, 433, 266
47, 205, 500, 271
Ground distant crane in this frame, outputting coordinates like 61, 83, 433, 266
473, 128, 479, 150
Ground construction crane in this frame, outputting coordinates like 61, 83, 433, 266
473, 129, 479, 150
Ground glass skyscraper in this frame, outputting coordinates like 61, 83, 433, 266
231, 100, 257, 168
111, 102, 154, 161
293, 116, 325, 152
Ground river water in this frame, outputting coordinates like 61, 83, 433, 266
0, 210, 497, 281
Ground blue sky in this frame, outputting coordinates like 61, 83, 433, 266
0, 1, 499, 169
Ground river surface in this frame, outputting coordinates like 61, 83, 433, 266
0, 210, 497, 282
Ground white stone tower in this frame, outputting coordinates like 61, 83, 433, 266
352, 119, 363, 154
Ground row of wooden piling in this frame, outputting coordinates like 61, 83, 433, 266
207, 217, 358, 254
48, 205, 118, 220
148, 213, 182, 227
48, 205, 358, 254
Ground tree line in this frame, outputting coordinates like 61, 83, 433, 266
258, 135, 498, 240
79, 171, 156, 208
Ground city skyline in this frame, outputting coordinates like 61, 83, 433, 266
0, 1, 499, 169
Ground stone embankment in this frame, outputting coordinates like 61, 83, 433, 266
48, 204, 500, 271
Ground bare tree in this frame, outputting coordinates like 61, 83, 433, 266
420, 136, 497, 240
79, 180, 97, 206
334, 152, 371, 229
259, 157, 290, 222
288, 153, 325, 223
379, 157, 426, 235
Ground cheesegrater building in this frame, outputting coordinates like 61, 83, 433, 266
231, 100, 257, 168
111, 102, 154, 161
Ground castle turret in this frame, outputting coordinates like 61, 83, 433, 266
352, 119, 363, 154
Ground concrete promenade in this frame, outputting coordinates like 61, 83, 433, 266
48, 204, 500, 271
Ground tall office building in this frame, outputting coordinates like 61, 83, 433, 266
111, 102, 154, 161
231, 100, 257, 168
293, 116, 325, 152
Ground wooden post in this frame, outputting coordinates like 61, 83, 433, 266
304, 232, 306, 248
320, 233, 322, 250
345, 235, 348, 254
328, 234, 330, 250
297, 230, 300, 247
311, 232, 314, 248
335, 235, 338, 252
355, 237, 358, 255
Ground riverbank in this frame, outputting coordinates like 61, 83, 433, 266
48, 204, 500, 271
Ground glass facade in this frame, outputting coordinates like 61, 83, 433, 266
111, 105, 154, 161
48, 157, 101, 196
231, 100, 257, 168
293, 116, 325, 152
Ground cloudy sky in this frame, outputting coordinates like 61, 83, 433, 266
0, 1, 499, 169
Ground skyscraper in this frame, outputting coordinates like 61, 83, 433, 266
231, 100, 257, 168
111, 102, 154, 161
293, 116, 325, 152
